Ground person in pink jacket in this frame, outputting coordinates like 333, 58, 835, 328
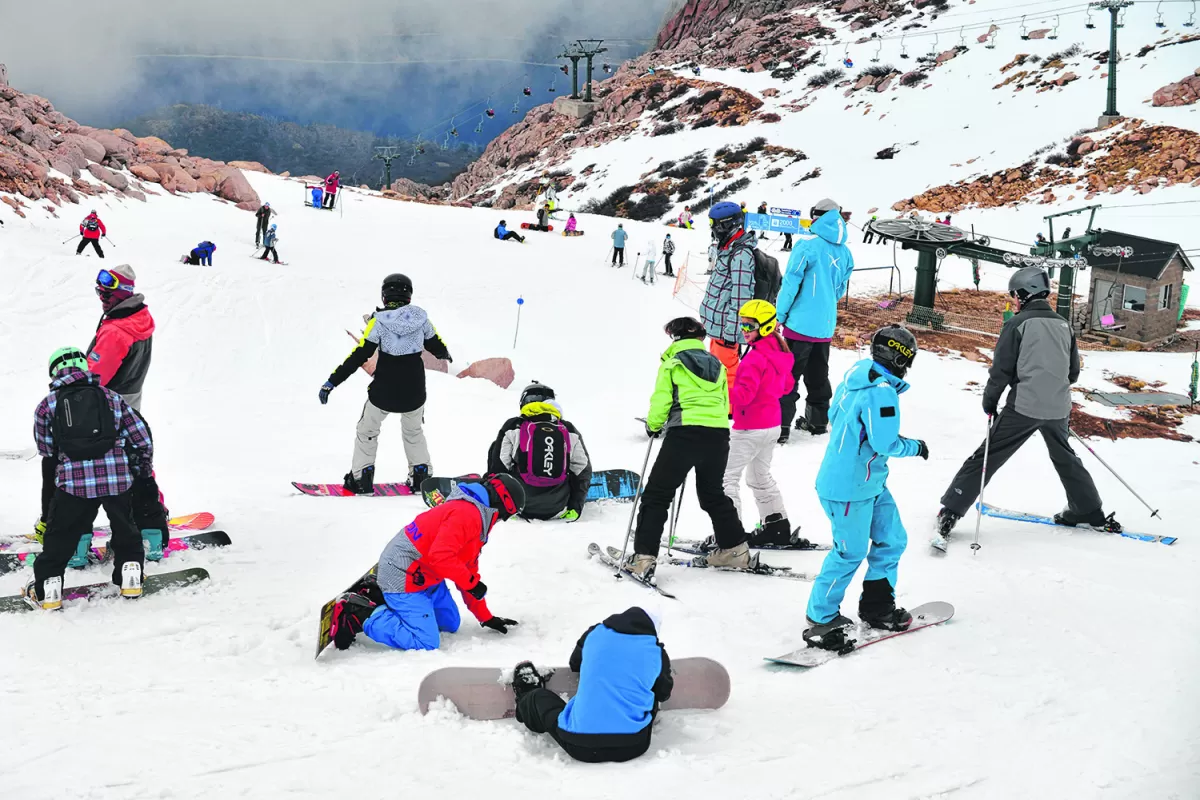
719, 299, 811, 549
565, 213, 578, 233
323, 171, 340, 209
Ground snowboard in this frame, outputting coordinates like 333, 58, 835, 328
419, 474, 484, 508
562, 230, 585, 237
520, 223, 554, 231
345, 329, 379, 376
316, 564, 378, 659
587, 469, 640, 502
0, 532, 231, 575
764, 601, 955, 668
979, 503, 1177, 546
293, 482, 414, 497
1, 512, 215, 550
417, 656, 730, 720
0, 568, 211, 614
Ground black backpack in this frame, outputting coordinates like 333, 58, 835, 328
84, 217, 99, 232
53, 383, 117, 460
752, 248, 781, 303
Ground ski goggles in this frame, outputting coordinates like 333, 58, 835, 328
96, 269, 134, 293
486, 476, 519, 517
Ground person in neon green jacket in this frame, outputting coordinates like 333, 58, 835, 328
625, 317, 755, 584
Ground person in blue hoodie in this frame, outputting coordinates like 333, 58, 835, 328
494, 219, 525, 243
774, 197, 855, 443
185, 240, 216, 266
511, 606, 672, 763
803, 325, 928, 651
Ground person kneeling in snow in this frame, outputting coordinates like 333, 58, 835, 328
329, 473, 526, 651
511, 606, 672, 763
494, 220, 525, 243
486, 381, 592, 522
183, 241, 216, 266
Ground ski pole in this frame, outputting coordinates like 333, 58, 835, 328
62, 234, 80, 245
631, 252, 641, 281
104, 236, 117, 247
615, 435, 657, 575
512, 296, 524, 349
666, 474, 686, 556
1068, 428, 1161, 519
972, 415, 993, 554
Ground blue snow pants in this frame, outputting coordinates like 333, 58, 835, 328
805, 488, 907, 624
362, 581, 461, 650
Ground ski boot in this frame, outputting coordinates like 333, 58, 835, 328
22, 577, 63, 611
859, 578, 911, 631
802, 614, 855, 652
748, 514, 811, 549
777, 426, 791, 446
119, 562, 143, 599
343, 465, 375, 495
330, 592, 378, 650
512, 661, 547, 701
407, 464, 431, 492
624, 554, 657, 582
704, 541, 760, 571
1054, 508, 1122, 532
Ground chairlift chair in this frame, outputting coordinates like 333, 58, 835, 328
1085, 9, 1096, 29
1155, 1, 1167, 27
1049, 15, 1060, 39
900, 34, 909, 59
1185, 0, 1196, 27
1019, 15, 1030, 40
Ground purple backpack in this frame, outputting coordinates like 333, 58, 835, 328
517, 419, 571, 487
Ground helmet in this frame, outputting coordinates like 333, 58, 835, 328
1008, 267, 1051, 306
269, 223, 277, 231
520, 381, 555, 407
263, 202, 270, 207
811, 197, 840, 218
48, 346, 87, 378
381, 273, 413, 308
483, 472, 526, 520
739, 299, 778, 337
870, 325, 918, 378
618, 223, 624, 228
709, 201, 744, 246
664, 316, 706, 341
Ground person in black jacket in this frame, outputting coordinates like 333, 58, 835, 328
254, 203, 273, 248
319, 274, 452, 494
486, 382, 592, 521
511, 607, 672, 763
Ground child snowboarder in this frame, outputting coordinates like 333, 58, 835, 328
259, 225, 281, 263
626, 317, 750, 582
329, 473, 526, 651
511, 606, 673, 763
76, 210, 106, 258
319, 274, 452, 494
495, 220, 525, 243
486, 382, 592, 521
184, 241, 216, 265
25, 347, 155, 609
662, 233, 675, 277
802, 325, 928, 650
677, 206, 694, 229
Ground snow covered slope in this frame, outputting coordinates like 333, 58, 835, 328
0, 177, 1197, 798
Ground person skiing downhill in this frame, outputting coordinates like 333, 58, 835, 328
803, 326, 928, 650
255, 202, 273, 247
88, 267, 154, 412
486, 381, 592, 522
328, 473, 526, 651
775, 197, 855, 444
495, 220, 525, 243
700, 201, 757, 389
319, 274, 452, 494
625, 317, 752, 582
935, 268, 1121, 542
323, 171, 340, 209
511, 606, 672, 763
76, 210, 106, 258
611, 224, 628, 267
259, 224, 281, 263
662, 233, 675, 277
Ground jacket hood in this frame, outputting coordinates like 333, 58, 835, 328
102, 299, 154, 336
50, 368, 99, 391
602, 606, 659, 637
750, 335, 793, 373
521, 400, 562, 420
373, 305, 428, 335
843, 358, 910, 394
810, 210, 849, 246
664, 339, 723, 386
449, 483, 497, 543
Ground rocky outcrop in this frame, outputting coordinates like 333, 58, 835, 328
1152, 68, 1200, 107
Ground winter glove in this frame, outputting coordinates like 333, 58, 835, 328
982, 399, 997, 417
645, 424, 663, 439
467, 580, 487, 600
32, 519, 46, 544
914, 440, 929, 460
318, 381, 334, 405
558, 508, 580, 523
481, 616, 518, 634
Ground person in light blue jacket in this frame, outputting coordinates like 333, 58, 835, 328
611, 223, 628, 267
774, 198, 855, 443
803, 326, 928, 652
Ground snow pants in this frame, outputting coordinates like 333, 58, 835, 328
639, 258, 657, 284
33, 488, 143, 600
806, 488, 906, 624
939, 410, 1102, 518
362, 582, 460, 650
76, 238, 104, 258
663, 253, 673, 276
612, 247, 625, 267
779, 339, 832, 432
723, 427, 786, 524
708, 339, 740, 391
516, 688, 653, 763
351, 399, 431, 478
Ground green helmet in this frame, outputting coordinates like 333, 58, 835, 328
48, 346, 87, 378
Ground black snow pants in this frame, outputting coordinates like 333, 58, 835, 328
32, 488, 143, 599
778, 339, 833, 432
76, 238, 104, 258
516, 688, 652, 763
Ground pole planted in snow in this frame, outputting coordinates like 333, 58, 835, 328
513, 296, 524, 348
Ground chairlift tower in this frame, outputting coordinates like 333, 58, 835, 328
1091, 0, 1135, 127
373, 146, 403, 190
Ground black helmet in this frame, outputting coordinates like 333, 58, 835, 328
520, 381, 555, 407
870, 325, 918, 378
664, 316, 706, 341
1008, 267, 1051, 307
483, 472, 526, 520
381, 273, 413, 308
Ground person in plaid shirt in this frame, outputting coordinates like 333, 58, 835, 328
25, 347, 156, 610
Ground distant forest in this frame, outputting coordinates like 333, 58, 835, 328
120, 104, 478, 187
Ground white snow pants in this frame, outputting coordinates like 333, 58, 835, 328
722, 426, 786, 524
351, 400, 431, 477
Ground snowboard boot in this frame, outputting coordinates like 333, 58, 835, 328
624, 554, 657, 582
862, 607, 913, 632
936, 507, 962, 537
1054, 508, 1122, 533
777, 427, 791, 446
748, 514, 811, 549
343, 465, 375, 495
802, 614, 855, 651
407, 464, 431, 492
511, 661, 547, 701
796, 416, 828, 436
119, 562, 143, 599
330, 592, 378, 650
858, 578, 911, 631
705, 541, 760, 571
22, 577, 63, 611
67, 533, 93, 568
800, 404, 829, 436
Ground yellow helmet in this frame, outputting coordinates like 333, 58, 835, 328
738, 299, 778, 337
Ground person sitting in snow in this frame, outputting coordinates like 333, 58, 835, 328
486, 382, 592, 522
534, 203, 551, 232
495, 220, 525, 243
677, 206, 694, 230
511, 606, 673, 763
328, 473, 526, 651
565, 214, 579, 235
184, 241, 216, 266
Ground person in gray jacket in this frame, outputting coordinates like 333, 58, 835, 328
936, 267, 1120, 538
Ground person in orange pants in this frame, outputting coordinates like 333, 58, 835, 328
700, 201, 757, 392
708, 338, 739, 389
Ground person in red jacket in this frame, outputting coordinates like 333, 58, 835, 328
323, 171, 340, 209
88, 267, 154, 411
329, 473, 527, 651
76, 210, 106, 258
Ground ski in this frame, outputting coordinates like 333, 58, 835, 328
667, 537, 830, 554
765, 601, 955, 667
586, 543, 677, 599
0, 568, 211, 614
979, 503, 1177, 546
1, 512, 215, 550
293, 482, 414, 497
0, 532, 231, 575
606, 546, 810, 582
